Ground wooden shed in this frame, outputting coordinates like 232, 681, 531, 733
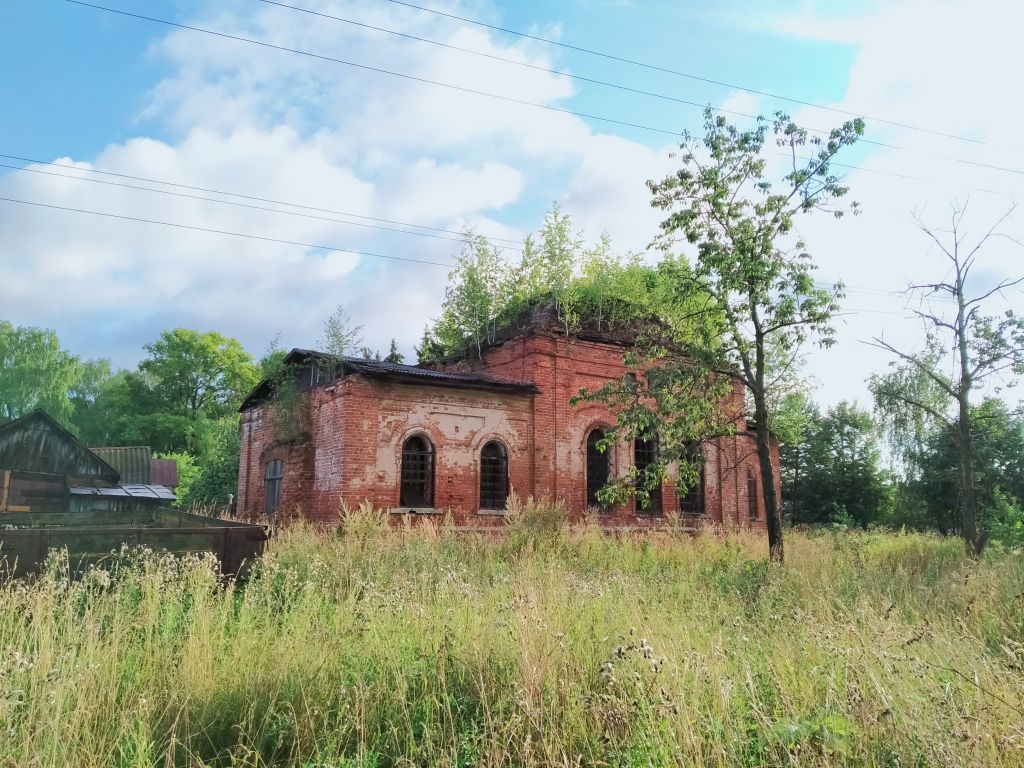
0, 410, 121, 513
0, 411, 267, 577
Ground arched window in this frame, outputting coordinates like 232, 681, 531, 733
747, 469, 759, 519
586, 428, 611, 510
264, 460, 284, 518
479, 441, 509, 510
400, 435, 434, 508
634, 436, 661, 515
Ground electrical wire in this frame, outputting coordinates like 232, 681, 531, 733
379, 0, 991, 148
262, 0, 1023, 177
62, 1, 1024, 180
0, 195, 460, 268
0, 161, 522, 251
0, 152, 525, 247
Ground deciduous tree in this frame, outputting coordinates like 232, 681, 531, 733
870, 204, 1024, 555
589, 109, 863, 562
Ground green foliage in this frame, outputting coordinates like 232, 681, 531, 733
425, 205, 692, 363
0, 525, 1021, 766
782, 400, 893, 527
183, 416, 242, 507
383, 338, 404, 364
140, 328, 258, 427
578, 110, 863, 561
0, 320, 84, 424
889, 398, 1024, 541
318, 303, 364, 357
157, 450, 199, 505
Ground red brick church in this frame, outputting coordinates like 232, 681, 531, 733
236, 309, 779, 528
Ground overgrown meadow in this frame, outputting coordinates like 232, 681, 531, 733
1, 502, 1022, 767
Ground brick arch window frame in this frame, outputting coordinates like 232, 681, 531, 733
263, 459, 284, 519
585, 425, 613, 512
747, 467, 759, 519
400, 433, 435, 508
634, 434, 662, 516
478, 439, 510, 511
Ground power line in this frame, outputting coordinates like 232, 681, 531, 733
262, 0, 1024, 178
258, 0, 753, 116
0, 161, 523, 251
63, 1, 1024, 182
0, 195, 460, 268
0, 151, 1006, 268
380, 0, 988, 149
63, 0, 682, 138
0, 152, 525, 247
0, 197, 972, 317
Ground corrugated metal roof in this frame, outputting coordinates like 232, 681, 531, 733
90, 447, 152, 484
69, 484, 177, 500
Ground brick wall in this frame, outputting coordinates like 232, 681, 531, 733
237, 333, 781, 531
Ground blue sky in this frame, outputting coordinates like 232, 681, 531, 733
1, 0, 1021, 407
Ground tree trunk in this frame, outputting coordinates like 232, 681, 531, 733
753, 389, 784, 563
958, 395, 983, 555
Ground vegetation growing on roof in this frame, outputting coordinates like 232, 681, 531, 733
418, 205, 715, 363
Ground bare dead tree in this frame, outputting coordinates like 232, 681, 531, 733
869, 202, 1024, 555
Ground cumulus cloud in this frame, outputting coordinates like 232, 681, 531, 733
0, 0, 654, 366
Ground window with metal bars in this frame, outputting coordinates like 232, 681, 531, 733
634, 436, 662, 515
264, 459, 284, 518
747, 469, 759, 519
400, 435, 434, 508
479, 441, 509, 510
586, 429, 611, 511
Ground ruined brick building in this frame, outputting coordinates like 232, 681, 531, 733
236, 309, 779, 528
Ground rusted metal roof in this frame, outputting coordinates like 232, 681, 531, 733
241, 348, 537, 411
0, 411, 119, 484
90, 446, 152, 484
151, 459, 179, 489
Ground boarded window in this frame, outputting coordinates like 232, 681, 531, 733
634, 436, 662, 515
400, 435, 434, 508
748, 469, 759, 519
264, 460, 284, 517
479, 441, 509, 510
586, 429, 610, 510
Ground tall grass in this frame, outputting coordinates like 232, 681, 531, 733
0, 508, 1022, 767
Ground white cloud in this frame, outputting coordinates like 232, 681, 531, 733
0, 0, 644, 365
776, 0, 1024, 408
2, 0, 1021, 418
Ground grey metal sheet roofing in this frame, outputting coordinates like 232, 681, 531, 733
339, 356, 536, 390
240, 348, 537, 410
69, 484, 177, 500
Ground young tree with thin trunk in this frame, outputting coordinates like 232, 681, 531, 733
870, 203, 1024, 555
619, 109, 863, 562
